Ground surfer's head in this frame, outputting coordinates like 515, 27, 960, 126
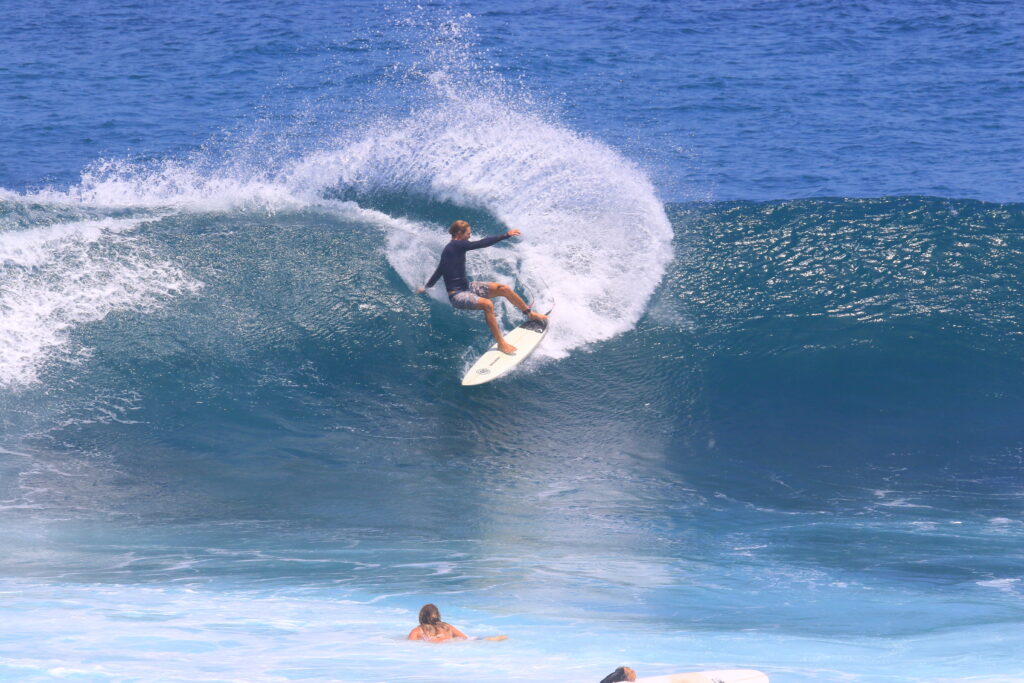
449, 220, 471, 239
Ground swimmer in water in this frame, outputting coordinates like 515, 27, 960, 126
407, 603, 507, 642
416, 220, 548, 355
600, 666, 638, 683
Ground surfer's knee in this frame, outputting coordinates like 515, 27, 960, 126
478, 298, 494, 313
495, 283, 512, 296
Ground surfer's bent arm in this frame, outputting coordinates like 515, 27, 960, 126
422, 263, 444, 292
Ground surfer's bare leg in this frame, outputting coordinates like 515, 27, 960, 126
474, 298, 516, 354
483, 282, 548, 322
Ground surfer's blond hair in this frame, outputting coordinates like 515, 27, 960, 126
449, 220, 470, 237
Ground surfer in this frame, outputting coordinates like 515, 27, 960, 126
416, 220, 547, 354
407, 603, 507, 643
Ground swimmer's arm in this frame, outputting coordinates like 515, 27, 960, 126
453, 625, 506, 641
407, 627, 423, 640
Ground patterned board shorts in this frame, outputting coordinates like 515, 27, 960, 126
448, 281, 491, 310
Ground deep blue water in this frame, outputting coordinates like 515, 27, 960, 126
2, 2, 1023, 682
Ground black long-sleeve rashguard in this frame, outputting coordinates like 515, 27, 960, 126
425, 233, 511, 294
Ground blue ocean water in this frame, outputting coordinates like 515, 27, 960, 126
1, 2, 1023, 681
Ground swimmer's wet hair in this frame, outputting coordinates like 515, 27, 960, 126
418, 603, 445, 638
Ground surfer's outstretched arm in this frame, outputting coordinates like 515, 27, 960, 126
463, 229, 517, 251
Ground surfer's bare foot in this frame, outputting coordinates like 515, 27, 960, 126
498, 342, 517, 354
527, 310, 548, 322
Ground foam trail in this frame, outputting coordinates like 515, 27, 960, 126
13, 161, 310, 212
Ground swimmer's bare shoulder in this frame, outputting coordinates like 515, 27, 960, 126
407, 625, 507, 642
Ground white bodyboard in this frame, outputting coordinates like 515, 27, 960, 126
461, 316, 549, 386
637, 670, 769, 683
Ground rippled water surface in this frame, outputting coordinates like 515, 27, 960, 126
2, 2, 1023, 681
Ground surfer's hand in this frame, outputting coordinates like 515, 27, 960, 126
415, 287, 425, 294
506, 229, 521, 238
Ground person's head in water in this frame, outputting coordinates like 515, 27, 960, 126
599, 666, 637, 683
449, 220, 471, 239
408, 603, 495, 642
418, 603, 445, 637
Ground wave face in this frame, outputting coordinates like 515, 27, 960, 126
2, 194, 1022, 681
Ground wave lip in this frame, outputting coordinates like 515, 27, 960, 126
3, 15, 674, 371
0, 212, 200, 388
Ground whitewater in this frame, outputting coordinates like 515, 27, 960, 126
2, 95, 671, 387
2, 2, 1024, 682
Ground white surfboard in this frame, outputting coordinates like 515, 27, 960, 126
461, 314, 549, 386
637, 670, 768, 683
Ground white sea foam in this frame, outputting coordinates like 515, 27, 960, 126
2, 23, 672, 377
976, 578, 1020, 594
18, 160, 307, 212
0, 216, 200, 387
292, 98, 674, 358
11, 97, 671, 366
